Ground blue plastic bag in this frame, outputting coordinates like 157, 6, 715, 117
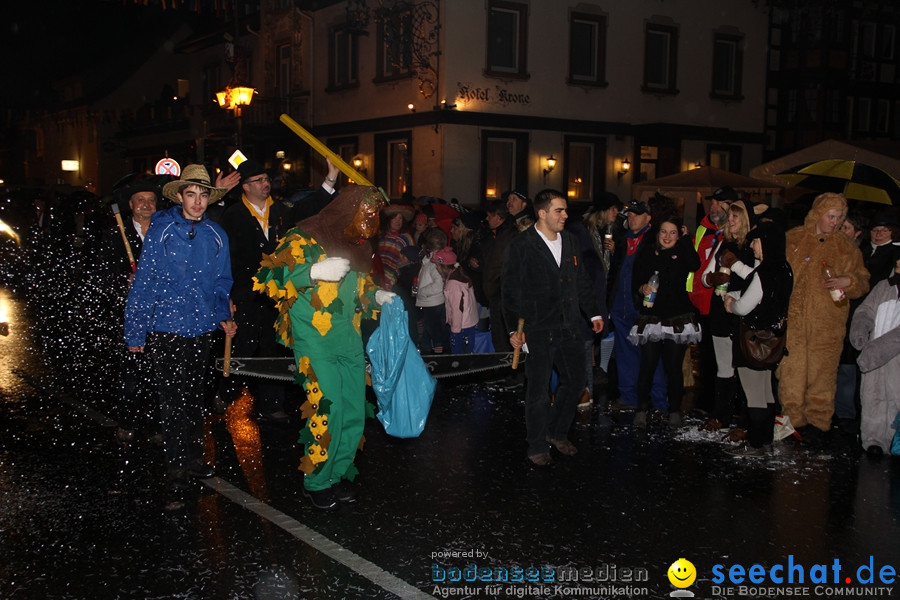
891, 411, 900, 456
366, 298, 436, 438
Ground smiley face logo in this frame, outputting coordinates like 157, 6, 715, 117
667, 558, 696, 588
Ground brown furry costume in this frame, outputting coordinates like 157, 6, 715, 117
777, 193, 869, 432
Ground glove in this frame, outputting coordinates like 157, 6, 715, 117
375, 290, 397, 305
707, 272, 730, 287
719, 249, 739, 269
310, 257, 351, 282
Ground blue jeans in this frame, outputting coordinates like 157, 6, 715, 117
610, 309, 667, 409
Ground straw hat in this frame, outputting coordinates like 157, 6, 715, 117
162, 164, 228, 204
382, 204, 415, 222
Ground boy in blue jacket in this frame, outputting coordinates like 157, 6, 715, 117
124, 164, 236, 509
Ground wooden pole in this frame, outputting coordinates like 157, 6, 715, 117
223, 319, 235, 377
511, 318, 525, 370
110, 203, 136, 273
279, 114, 374, 186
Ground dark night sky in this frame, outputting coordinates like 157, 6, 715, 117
0, 1, 217, 109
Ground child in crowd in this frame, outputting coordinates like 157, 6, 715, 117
416, 227, 449, 353
433, 247, 479, 354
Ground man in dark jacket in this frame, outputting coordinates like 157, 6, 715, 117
103, 178, 160, 444
219, 158, 338, 423
607, 201, 667, 410
481, 199, 518, 351
502, 189, 604, 466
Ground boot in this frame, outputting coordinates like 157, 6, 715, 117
746, 407, 770, 450
713, 376, 736, 425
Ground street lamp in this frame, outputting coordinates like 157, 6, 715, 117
216, 85, 255, 148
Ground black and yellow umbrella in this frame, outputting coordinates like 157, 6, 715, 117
777, 159, 900, 205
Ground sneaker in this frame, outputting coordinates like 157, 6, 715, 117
164, 493, 185, 512
577, 388, 593, 410
866, 445, 884, 458
633, 411, 648, 428
723, 427, 747, 443
186, 462, 215, 479
257, 410, 291, 425
304, 487, 339, 511
699, 418, 725, 432
528, 452, 552, 467
332, 480, 358, 503
726, 444, 766, 458
609, 399, 636, 412
546, 437, 578, 456
668, 412, 683, 428
115, 427, 134, 444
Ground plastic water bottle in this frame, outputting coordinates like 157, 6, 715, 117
714, 266, 731, 297
643, 271, 660, 308
821, 261, 845, 303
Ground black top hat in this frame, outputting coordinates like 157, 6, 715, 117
238, 159, 267, 181
870, 210, 898, 228
706, 186, 739, 202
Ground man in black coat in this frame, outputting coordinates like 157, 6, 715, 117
502, 189, 604, 466
219, 158, 339, 422
101, 178, 161, 443
481, 199, 518, 351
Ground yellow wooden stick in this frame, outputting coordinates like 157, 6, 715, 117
279, 114, 374, 187
511, 318, 525, 370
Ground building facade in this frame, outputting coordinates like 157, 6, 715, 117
16, 0, 776, 208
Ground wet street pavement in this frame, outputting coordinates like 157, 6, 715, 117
2, 280, 900, 600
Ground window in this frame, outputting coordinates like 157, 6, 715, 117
329, 25, 359, 90
857, 97, 871, 132
875, 99, 890, 134
564, 137, 605, 202
643, 24, 678, 93
486, 1, 528, 78
481, 131, 528, 201
375, 132, 412, 200
859, 22, 877, 58
203, 63, 223, 113
276, 43, 291, 98
826, 89, 842, 124
711, 34, 743, 99
880, 24, 895, 60
568, 12, 607, 86
329, 137, 358, 185
786, 89, 798, 124
706, 145, 742, 173
376, 9, 413, 81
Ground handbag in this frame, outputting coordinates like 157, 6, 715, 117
738, 318, 787, 369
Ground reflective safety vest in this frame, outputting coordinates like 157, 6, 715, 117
685, 224, 709, 292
